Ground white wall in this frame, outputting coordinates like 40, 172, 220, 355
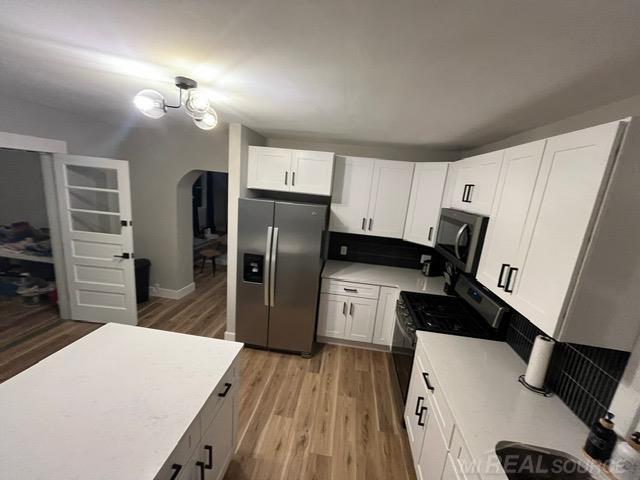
266, 137, 459, 162
466, 92, 640, 436
0, 150, 48, 227
225, 123, 265, 340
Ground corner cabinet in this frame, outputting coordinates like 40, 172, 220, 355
247, 146, 334, 195
477, 119, 640, 351
403, 162, 449, 246
330, 156, 414, 239
449, 150, 503, 216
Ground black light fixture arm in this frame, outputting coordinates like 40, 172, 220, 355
162, 76, 199, 111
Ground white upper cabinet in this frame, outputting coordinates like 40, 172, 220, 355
247, 146, 292, 192
247, 146, 334, 195
290, 149, 335, 195
476, 140, 547, 299
329, 156, 375, 234
366, 159, 415, 238
507, 122, 624, 339
329, 156, 414, 239
404, 163, 449, 246
450, 151, 504, 216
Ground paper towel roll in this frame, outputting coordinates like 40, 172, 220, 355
524, 335, 555, 389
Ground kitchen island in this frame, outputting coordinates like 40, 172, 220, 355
0, 323, 243, 480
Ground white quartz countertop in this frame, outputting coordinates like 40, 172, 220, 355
0, 323, 244, 480
322, 260, 447, 295
416, 332, 604, 479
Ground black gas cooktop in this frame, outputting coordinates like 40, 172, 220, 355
399, 290, 501, 340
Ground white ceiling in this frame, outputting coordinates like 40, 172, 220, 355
2, 0, 640, 148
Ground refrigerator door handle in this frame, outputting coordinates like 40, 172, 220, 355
264, 226, 273, 306
270, 227, 279, 306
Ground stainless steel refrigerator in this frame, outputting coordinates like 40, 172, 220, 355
236, 198, 327, 355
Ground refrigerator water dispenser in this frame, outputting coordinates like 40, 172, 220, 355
243, 254, 264, 283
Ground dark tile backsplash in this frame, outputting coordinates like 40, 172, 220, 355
327, 232, 438, 269
506, 313, 630, 427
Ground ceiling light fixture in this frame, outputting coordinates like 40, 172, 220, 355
133, 76, 218, 130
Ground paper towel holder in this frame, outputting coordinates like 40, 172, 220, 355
518, 374, 553, 397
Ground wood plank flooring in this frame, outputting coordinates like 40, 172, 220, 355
0, 265, 416, 480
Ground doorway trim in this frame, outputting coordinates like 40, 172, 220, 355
1, 132, 70, 318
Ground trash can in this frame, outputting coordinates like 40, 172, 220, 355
134, 258, 151, 304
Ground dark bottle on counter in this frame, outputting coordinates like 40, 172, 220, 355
584, 412, 617, 462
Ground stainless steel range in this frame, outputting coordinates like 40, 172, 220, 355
391, 273, 509, 402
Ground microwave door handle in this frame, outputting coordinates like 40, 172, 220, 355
454, 223, 469, 260
264, 226, 273, 306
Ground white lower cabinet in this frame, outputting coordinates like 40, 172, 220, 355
373, 287, 399, 346
416, 398, 448, 480
317, 292, 377, 343
404, 355, 429, 461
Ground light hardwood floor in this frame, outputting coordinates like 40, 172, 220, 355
0, 266, 416, 480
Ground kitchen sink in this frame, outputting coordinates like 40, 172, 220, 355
495, 441, 597, 479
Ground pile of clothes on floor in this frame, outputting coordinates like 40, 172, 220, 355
0, 222, 52, 257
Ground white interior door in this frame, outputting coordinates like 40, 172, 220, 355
54, 154, 137, 325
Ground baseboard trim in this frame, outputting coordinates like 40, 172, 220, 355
316, 336, 390, 352
149, 282, 196, 300
224, 331, 236, 341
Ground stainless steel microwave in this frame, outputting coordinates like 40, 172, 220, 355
435, 208, 489, 275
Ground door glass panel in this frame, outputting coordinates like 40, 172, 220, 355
66, 165, 118, 189
68, 188, 120, 213
71, 211, 121, 234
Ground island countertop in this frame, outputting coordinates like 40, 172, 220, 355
0, 323, 243, 480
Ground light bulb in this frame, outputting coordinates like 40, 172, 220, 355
194, 107, 218, 130
185, 89, 210, 118
133, 89, 166, 119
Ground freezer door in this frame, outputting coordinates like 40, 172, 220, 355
268, 202, 327, 354
236, 198, 274, 347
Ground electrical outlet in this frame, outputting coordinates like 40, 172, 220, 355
340, 245, 348, 256
420, 254, 432, 263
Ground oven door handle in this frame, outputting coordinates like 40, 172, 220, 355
454, 223, 469, 260
395, 313, 415, 343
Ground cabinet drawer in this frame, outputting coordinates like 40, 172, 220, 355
154, 414, 201, 479
200, 363, 237, 429
321, 278, 380, 299
417, 342, 455, 447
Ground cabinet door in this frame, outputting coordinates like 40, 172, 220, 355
441, 453, 463, 480
510, 122, 623, 337
415, 396, 449, 480
373, 287, 399, 346
247, 146, 293, 192
404, 162, 449, 246
317, 293, 349, 339
329, 156, 375, 234
345, 296, 378, 343
366, 159, 415, 238
290, 150, 334, 195
404, 355, 429, 462
451, 151, 504, 215
476, 140, 546, 298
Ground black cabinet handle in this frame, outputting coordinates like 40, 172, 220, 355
170, 464, 182, 480
428, 226, 434, 241
467, 184, 475, 202
361, 218, 366, 230
292, 172, 295, 186
218, 382, 232, 397
113, 253, 131, 259
417, 406, 428, 426
284, 171, 288, 185
368, 218, 373, 230
497, 263, 510, 288
343, 288, 358, 293
204, 445, 213, 469
461, 184, 467, 202
415, 395, 424, 416
196, 461, 205, 480
422, 372, 435, 392
504, 267, 518, 293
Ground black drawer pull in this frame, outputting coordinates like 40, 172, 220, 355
196, 461, 205, 480
422, 372, 435, 392
170, 464, 182, 480
415, 395, 424, 416
218, 382, 232, 397
417, 406, 428, 426
497, 263, 510, 288
204, 445, 213, 469
343, 288, 358, 293
504, 267, 518, 293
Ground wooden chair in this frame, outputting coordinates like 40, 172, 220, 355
200, 249, 222, 276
